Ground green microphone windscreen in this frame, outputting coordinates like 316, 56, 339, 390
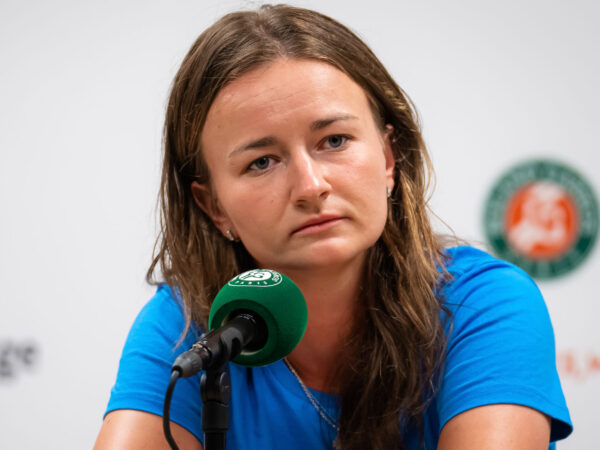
208, 269, 307, 366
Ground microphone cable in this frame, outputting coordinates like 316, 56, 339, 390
163, 369, 181, 450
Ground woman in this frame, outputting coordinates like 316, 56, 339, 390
95, 5, 572, 449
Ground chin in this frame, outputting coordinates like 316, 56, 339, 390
253, 234, 381, 272
290, 245, 371, 272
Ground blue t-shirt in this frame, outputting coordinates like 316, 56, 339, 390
105, 246, 572, 448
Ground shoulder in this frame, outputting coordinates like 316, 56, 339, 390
441, 246, 546, 322
132, 284, 185, 328
105, 284, 204, 443
119, 284, 199, 356
443, 245, 537, 292
439, 245, 554, 367
434, 246, 572, 442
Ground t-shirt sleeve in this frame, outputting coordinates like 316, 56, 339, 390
437, 247, 572, 442
104, 284, 204, 443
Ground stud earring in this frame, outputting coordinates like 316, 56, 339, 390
225, 229, 235, 241
386, 186, 392, 198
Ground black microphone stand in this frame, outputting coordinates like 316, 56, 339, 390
169, 312, 264, 450
196, 313, 260, 450
201, 366, 231, 450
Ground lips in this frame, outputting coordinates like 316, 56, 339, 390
292, 215, 345, 235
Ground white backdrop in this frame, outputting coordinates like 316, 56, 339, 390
0, 0, 597, 448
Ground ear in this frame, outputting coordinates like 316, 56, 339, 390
191, 181, 234, 237
383, 124, 395, 191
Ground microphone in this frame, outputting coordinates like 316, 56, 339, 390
171, 269, 307, 377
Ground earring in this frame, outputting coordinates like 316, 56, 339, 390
386, 186, 392, 198
225, 229, 235, 241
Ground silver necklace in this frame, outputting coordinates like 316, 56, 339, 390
283, 357, 339, 431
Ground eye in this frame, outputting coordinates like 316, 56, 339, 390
324, 135, 348, 149
248, 156, 274, 172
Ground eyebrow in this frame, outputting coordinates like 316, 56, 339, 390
230, 136, 276, 157
229, 114, 359, 157
310, 114, 358, 131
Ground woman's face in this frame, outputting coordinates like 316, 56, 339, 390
194, 58, 395, 274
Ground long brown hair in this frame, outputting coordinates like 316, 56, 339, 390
147, 4, 449, 449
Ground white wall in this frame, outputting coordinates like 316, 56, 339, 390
0, 0, 597, 448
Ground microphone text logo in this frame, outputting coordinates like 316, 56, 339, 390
229, 269, 283, 287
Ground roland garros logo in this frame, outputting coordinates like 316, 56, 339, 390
484, 160, 598, 278
229, 269, 283, 287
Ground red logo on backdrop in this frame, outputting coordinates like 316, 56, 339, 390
484, 160, 598, 278
505, 181, 579, 260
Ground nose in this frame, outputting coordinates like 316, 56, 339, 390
289, 151, 331, 208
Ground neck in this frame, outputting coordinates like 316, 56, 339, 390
282, 257, 366, 392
